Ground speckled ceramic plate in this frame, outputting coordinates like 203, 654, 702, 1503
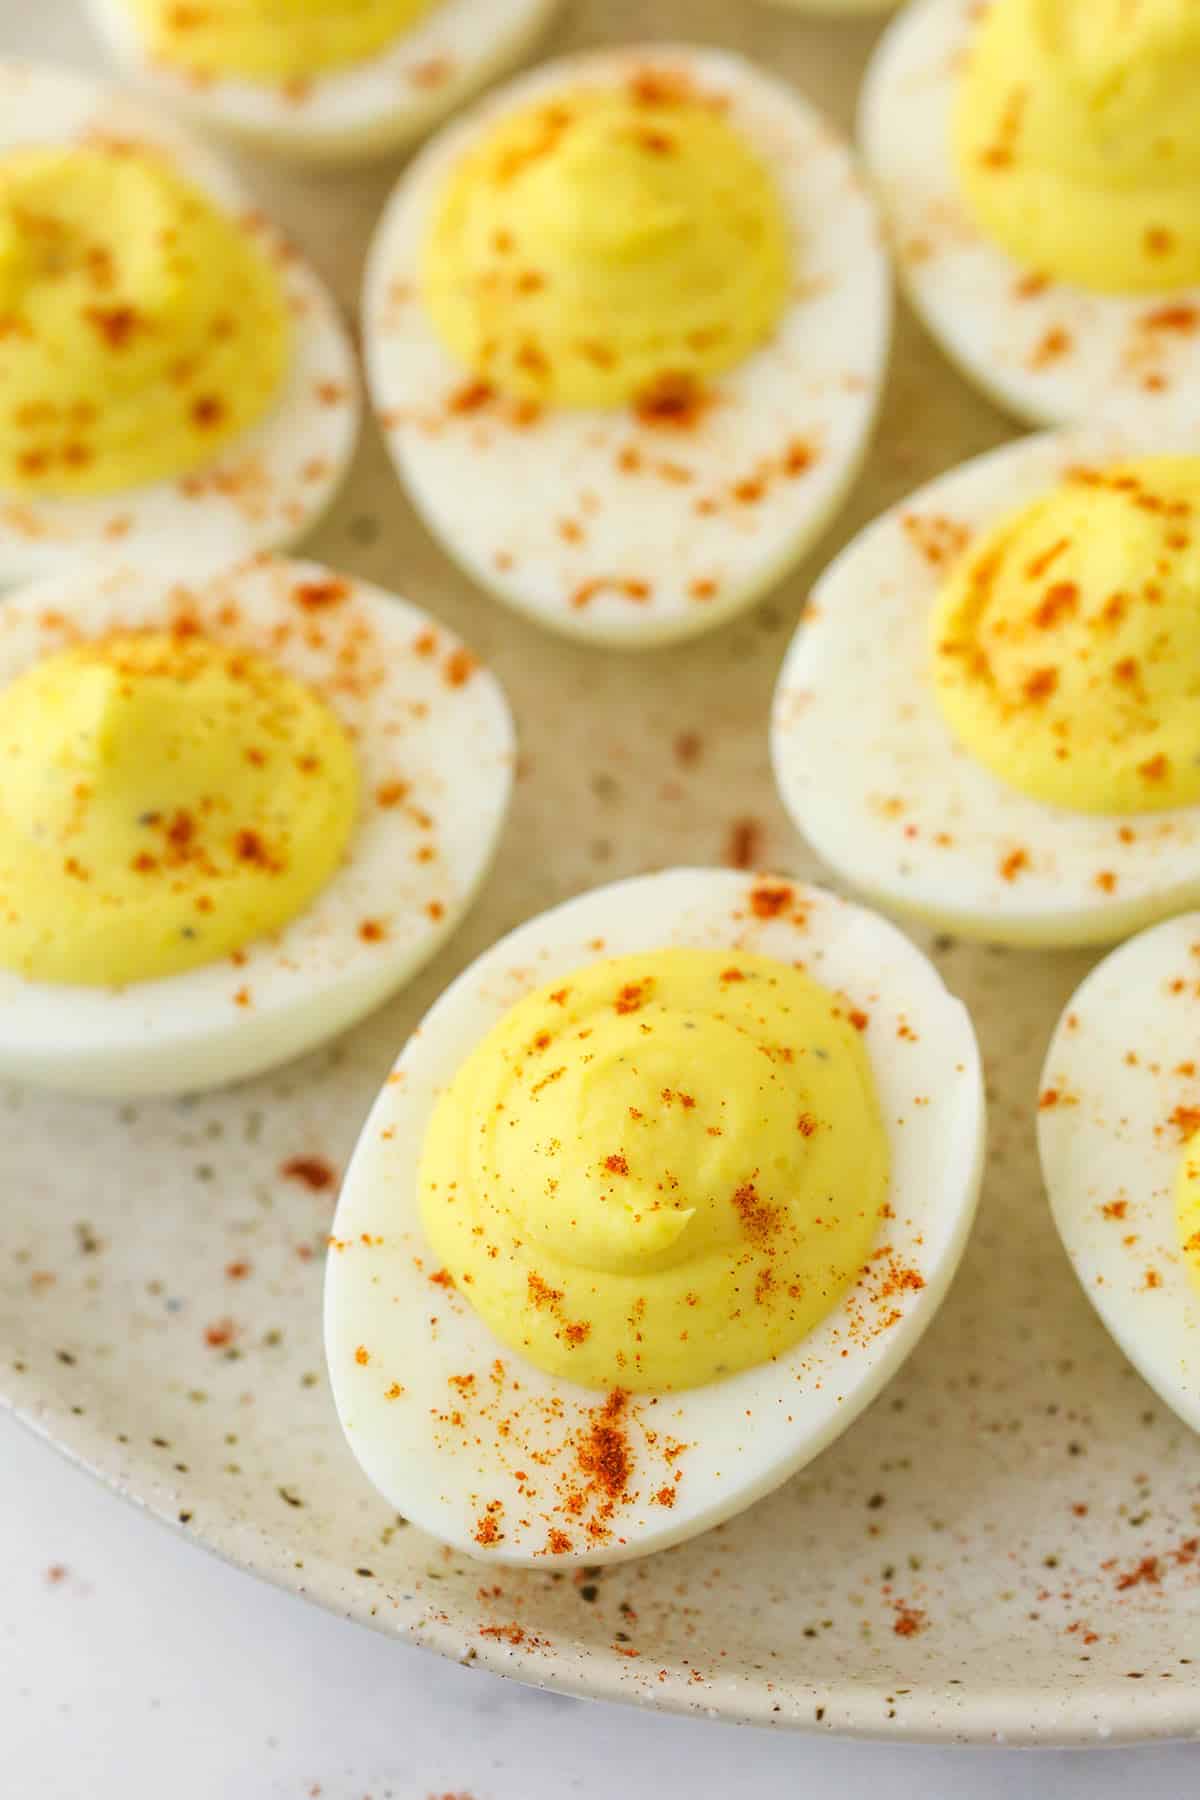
4, 0, 1200, 1749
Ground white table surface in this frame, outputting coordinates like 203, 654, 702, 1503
2, 1411, 1197, 1797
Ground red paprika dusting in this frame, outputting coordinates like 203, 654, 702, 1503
893, 1603, 927, 1638
633, 371, 710, 431
1116, 1555, 1161, 1591
190, 394, 225, 429
358, 919, 386, 943
354, 1345, 369, 1366
748, 881, 792, 919
731, 1181, 782, 1246
204, 1317, 235, 1348
293, 577, 349, 611
83, 304, 141, 348
233, 827, 272, 867
576, 1389, 632, 1506
1141, 304, 1198, 335
449, 379, 495, 415
1030, 327, 1071, 369
444, 648, 477, 688
1023, 666, 1058, 702
429, 1267, 456, 1289
999, 848, 1030, 882
603, 1153, 630, 1175
570, 577, 651, 610
474, 1508, 505, 1548
527, 1272, 564, 1310
725, 818, 763, 872
280, 1155, 335, 1191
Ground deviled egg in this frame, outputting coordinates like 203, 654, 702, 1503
363, 45, 891, 647
772, 425, 1200, 947
860, 0, 1200, 426
1040, 914, 1200, 1433
0, 554, 513, 1098
87, 0, 560, 164
0, 62, 358, 585
325, 868, 984, 1566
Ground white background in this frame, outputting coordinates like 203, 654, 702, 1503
4, 1412, 1199, 1796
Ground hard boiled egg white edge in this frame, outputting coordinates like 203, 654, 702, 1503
1038, 914, 1200, 1435
0, 555, 515, 1098
858, 0, 1200, 429
0, 61, 359, 586
324, 868, 985, 1568
363, 44, 891, 649
770, 421, 1200, 949
85, 0, 562, 164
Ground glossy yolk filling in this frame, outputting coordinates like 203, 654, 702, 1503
955, 0, 1200, 293
418, 948, 888, 1392
0, 628, 358, 985
126, 0, 434, 82
931, 457, 1200, 815
421, 80, 791, 413
0, 145, 288, 498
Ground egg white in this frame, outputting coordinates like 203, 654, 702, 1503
0, 554, 514, 1098
86, 0, 560, 164
363, 45, 892, 648
0, 62, 359, 587
771, 422, 1200, 949
325, 868, 984, 1567
1039, 915, 1200, 1434
859, 0, 1200, 429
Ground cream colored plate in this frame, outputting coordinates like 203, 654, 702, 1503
3, 0, 1198, 1748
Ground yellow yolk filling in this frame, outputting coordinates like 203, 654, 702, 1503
0, 630, 358, 986
419, 948, 888, 1392
930, 457, 1200, 815
421, 81, 791, 413
0, 146, 288, 498
954, 0, 1200, 293
126, 0, 434, 81
1175, 1130, 1200, 1292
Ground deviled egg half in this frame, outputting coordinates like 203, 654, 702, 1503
87, 0, 559, 164
773, 426, 1200, 948
0, 63, 358, 586
861, 0, 1200, 426
363, 45, 891, 647
325, 869, 984, 1566
1040, 915, 1200, 1434
0, 555, 513, 1098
